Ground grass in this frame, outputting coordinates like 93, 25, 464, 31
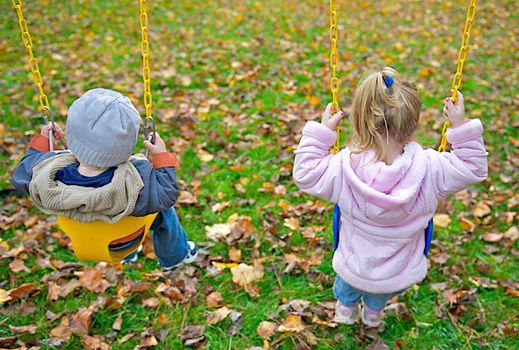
0, 0, 518, 349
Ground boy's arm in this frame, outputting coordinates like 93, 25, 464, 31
131, 133, 181, 216
12, 134, 60, 195
130, 153, 180, 216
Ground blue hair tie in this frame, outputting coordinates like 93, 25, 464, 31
384, 74, 394, 88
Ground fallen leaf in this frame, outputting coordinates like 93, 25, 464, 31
256, 321, 276, 339
113, 313, 123, 331
9, 259, 30, 273
228, 246, 242, 262
50, 317, 72, 340
283, 217, 300, 231
278, 315, 305, 333
206, 291, 224, 308
81, 335, 111, 350
8, 325, 37, 334
0, 289, 12, 304
433, 214, 451, 228
482, 232, 503, 243
178, 190, 198, 204
473, 201, 491, 217
207, 306, 231, 325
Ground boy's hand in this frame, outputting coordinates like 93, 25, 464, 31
443, 91, 465, 127
41, 123, 64, 141
144, 132, 167, 155
321, 103, 345, 131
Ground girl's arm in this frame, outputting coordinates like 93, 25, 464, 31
427, 93, 488, 197
293, 105, 345, 203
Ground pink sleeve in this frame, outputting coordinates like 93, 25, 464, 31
427, 119, 488, 198
293, 121, 344, 203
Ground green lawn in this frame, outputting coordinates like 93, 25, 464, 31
0, 0, 517, 349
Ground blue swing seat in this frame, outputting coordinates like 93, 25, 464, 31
332, 204, 433, 256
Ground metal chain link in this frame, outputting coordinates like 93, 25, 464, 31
329, 0, 340, 154
140, 1, 154, 123
438, 0, 476, 152
12, 0, 51, 118
140, 0, 156, 158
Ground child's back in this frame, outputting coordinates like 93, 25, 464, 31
293, 67, 488, 325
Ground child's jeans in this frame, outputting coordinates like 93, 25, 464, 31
122, 208, 189, 267
333, 275, 401, 312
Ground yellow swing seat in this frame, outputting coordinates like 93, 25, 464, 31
57, 213, 158, 263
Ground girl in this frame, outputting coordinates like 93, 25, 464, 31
293, 67, 487, 327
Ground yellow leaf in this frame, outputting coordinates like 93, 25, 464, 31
0, 289, 12, 304
434, 214, 451, 228
308, 96, 320, 107
278, 315, 305, 333
212, 262, 238, 271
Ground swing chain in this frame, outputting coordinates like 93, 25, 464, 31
140, 0, 154, 124
329, 0, 340, 154
439, 0, 476, 153
11, 0, 51, 119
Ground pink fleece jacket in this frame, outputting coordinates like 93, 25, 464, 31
293, 119, 488, 294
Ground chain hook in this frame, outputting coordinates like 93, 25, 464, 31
41, 106, 55, 151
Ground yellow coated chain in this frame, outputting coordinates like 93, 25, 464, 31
139, 0, 154, 136
438, 0, 476, 152
11, 0, 51, 118
329, 0, 340, 154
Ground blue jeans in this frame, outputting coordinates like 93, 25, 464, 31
150, 208, 189, 268
122, 208, 189, 267
333, 275, 401, 312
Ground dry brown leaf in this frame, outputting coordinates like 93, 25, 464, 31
9, 259, 30, 273
81, 335, 111, 350
47, 281, 61, 301
256, 321, 276, 339
80, 267, 106, 293
473, 201, 491, 217
231, 262, 264, 288
178, 190, 198, 204
228, 246, 242, 262
206, 291, 224, 308
69, 307, 94, 334
142, 297, 160, 308
50, 317, 72, 340
8, 283, 38, 301
433, 214, 451, 228
207, 306, 231, 325
459, 217, 476, 232
0, 289, 12, 304
196, 147, 214, 162
482, 232, 504, 243
112, 313, 123, 331
504, 226, 518, 241
8, 325, 37, 334
278, 315, 305, 333
283, 217, 300, 231
205, 223, 233, 241
212, 201, 231, 212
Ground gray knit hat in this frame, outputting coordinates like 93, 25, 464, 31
67, 88, 141, 168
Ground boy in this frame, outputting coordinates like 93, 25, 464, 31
13, 88, 197, 268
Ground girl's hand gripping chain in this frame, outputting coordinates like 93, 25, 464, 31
443, 91, 465, 127
321, 103, 345, 131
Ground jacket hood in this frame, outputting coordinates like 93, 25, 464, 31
342, 142, 427, 225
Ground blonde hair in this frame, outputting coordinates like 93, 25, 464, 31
351, 67, 421, 160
